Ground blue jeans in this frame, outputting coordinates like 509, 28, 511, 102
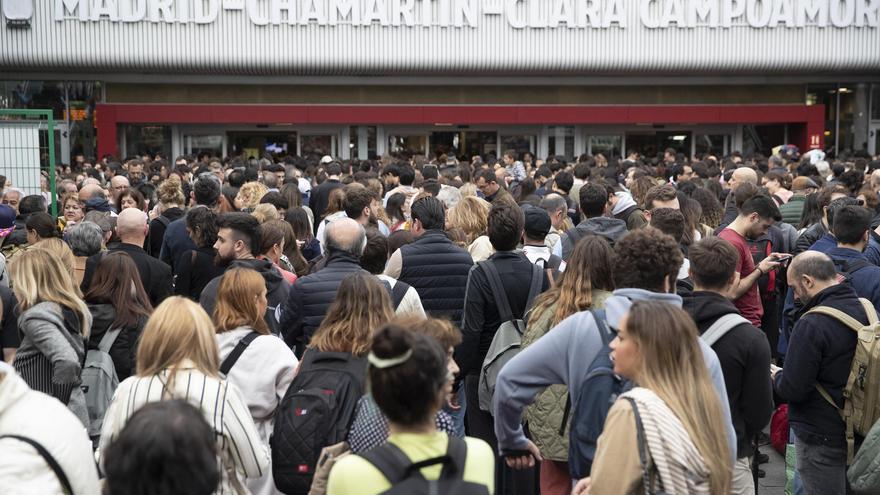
444, 382, 466, 438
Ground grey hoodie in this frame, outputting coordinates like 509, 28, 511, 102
492, 288, 737, 465
554, 216, 629, 261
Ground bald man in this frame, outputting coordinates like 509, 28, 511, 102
80, 207, 172, 305
280, 217, 367, 354
109, 175, 130, 206
722, 166, 760, 225
774, 251, 863, 495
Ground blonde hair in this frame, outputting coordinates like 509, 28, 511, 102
459, 183, 477, 198
447, 196, 491, 244
157, 175, 185, 206
251, 203, 280, 224
33, 238, 77, 281
9, 249, 90, 336
213, 268, 270, 335
236, 182, 269, 211
310, 273, 394, 356
136, 297, 220, 388
626, 301, 732, 494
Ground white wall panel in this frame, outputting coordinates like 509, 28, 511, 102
0, 0, 878, 76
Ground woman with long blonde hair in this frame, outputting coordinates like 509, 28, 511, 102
446, 195, 493, 262
521, 236, 616, 494
214, 268, 297, 495
33, 237, 77, 281
309, 272, 394, 357
98, 297, 268, 494
10, 248, 92, 427
578, 301, 732, 495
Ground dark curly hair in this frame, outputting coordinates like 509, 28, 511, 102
613, 227, 683, 293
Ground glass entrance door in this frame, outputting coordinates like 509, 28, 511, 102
870, 124, 880, 156
227, 132, 297, 160
625, 131, 692, 161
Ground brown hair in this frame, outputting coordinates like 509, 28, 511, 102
84, 252, 153, 329
530, 235, 615, 326
393, 315, 462, 350
644, 184, 678, 210
447, 196, 491, 244
324, 188, 347, 218
213, 268, 270, 335
625, 301, 732, 494
157, 175, 185, 206
630, 176, 658, 209
309, 272, 394, 356
688, 237, 739, 291
614, 227, 683, 292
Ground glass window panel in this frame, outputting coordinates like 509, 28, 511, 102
185, 135, 223, 158
461, 132, 498, 162
388, 135, 426, 156
694, 134, 727, 158
588, 135, 621, 158
123, 125, 171, 160
548, 126, 574, 160
227, 132, 296, 160
349, 126, 378, 159
500, 135, 535, 161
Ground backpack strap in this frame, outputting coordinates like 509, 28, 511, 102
439, 435, 468, 480
700, 313, 750, 347
560, 308, 610, 436
97, 327, 123, 353
857, 297, 879, 325
390, 280, 409, 309
359, 441, 415, 484
156, 215, 171, 228
219, 331, 260, 376
0, 434, 73, 495
804, 306, 865, 333
479, 261, 514, 323
524, 263, 544, 313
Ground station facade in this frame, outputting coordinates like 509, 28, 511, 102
2, 0, 880, 162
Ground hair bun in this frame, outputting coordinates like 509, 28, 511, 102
371, 324, 412, 360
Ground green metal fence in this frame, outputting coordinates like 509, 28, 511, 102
0, 109, 57, 216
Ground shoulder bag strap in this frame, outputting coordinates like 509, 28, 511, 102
97, 327, 123, 353
700, 314, 750, 347
858, 298, 879, 326
219, 331, 261, 376
623, 397, 656, 495
590, 309, 611, 347
479, 261, 514, 322
0, 434, 73, 495
804, 306, 865, 333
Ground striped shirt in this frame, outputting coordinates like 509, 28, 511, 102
97, 362, 270, 495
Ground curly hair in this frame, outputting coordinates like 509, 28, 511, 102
157, 175, 185, 206
235, 182, 269, 211
613, 227, 683, 292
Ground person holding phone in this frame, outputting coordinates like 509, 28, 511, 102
717, 194, 785, 328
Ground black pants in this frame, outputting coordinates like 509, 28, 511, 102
465, 375, 538, 495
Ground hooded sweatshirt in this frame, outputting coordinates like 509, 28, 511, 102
553, 216, 629, 261
493, 288, 737, 465
199, 258, 291, 335
611, 192, 647, 231
681, 291, 773, 458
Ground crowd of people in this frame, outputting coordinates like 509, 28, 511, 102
0, 144, 879, 495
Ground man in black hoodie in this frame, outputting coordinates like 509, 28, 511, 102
199, 212, 290, 335
682, 237, 773, 495
774, 251, 862, 495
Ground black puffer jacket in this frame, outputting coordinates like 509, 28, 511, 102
85, 303, 145, 382
280, 250, 366, 352
398, 230, 474, 326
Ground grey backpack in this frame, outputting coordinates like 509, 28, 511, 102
81, 328, 122, 437
477, 261, 543, 412
700, 313, 750, 346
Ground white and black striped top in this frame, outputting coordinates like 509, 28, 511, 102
97, 362, 270, 495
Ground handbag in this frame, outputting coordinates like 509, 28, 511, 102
623, 397, 671, 495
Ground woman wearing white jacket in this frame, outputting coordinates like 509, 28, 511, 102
98, 297, 269, 495
0, 361, 100, 495
213, 267, 298, 495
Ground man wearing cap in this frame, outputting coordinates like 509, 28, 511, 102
779, 176, 819, 226
521, 206, 565, 277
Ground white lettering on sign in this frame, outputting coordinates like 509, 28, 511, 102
49, 0, 880, 28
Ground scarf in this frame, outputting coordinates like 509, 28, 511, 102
621, 387, 712, 495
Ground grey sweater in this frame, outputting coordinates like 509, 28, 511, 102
492, 288, 737, 465
14, 302, 91, 427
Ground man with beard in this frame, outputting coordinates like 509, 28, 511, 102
198, 212, 291, 335
344, 183, 388, 235
717, 194, 787, 327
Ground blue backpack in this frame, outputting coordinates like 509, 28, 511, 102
564, 309, 632, 479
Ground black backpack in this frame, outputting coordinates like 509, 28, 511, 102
833, 258, 874, 287
359, 435, 489, 495
564, 309, 632, 479
271, 350, 367, 495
